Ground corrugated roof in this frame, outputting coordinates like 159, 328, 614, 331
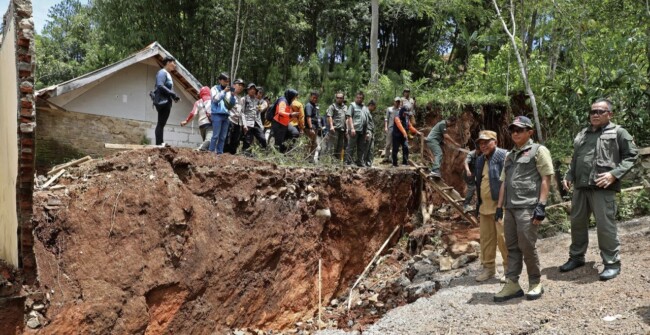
36, 42, 202, 100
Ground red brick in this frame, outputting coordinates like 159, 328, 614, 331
20, 101, 32, 108
19, 200, 32, 210
19, 70, 32, 78
20, 108, 34, 117
17, 38, 30, 47
20, 86, 33, 94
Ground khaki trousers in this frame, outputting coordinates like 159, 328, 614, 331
479, 214, 508, 271
504, 208, 541, 283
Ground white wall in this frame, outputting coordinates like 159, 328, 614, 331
49, 62, 205, 148
0, 21, 20, 267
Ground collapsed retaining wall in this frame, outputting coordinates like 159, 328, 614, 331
31, 148, 420, 333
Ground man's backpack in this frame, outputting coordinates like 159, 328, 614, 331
265, 98, 280, 122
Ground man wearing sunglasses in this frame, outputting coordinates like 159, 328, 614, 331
494, 116, 554, 302
559, 98, 638, 281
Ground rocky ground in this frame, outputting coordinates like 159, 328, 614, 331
317, 217, 650, 335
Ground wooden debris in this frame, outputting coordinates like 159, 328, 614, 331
41, 169, 66, 189
47, 156, 92, 176
105, 143, 160, 150
639, 147, 650, 156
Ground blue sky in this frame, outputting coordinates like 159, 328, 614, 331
1, 0, 79, 33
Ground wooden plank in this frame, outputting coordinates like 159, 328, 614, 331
41, 169, 65, 189
47, 156, 92, 176
104, 143, 159, 150
639, 147, 650, 156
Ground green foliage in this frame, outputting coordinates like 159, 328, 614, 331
617, 189, 650, 221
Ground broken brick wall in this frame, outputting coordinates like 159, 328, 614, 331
0, 0, 36, 283
35, 105, 153, 172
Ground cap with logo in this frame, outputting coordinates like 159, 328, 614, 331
509, 116, 534, 129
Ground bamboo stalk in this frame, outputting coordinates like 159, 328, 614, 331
47, 156, 92, 176
347, 225, 401, 311
318, 259, 322, 329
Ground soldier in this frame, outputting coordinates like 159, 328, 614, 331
559, 98, 638, 281
382, 97, 401, 163
494, 116, 554, 302
425, 115, 461, 177
474, 131, 508, 282
364, 100, 377, 167
345, 91, 371, 167
326, 92, 348, 162
463, 147, 478, 212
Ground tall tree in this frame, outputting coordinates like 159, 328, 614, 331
492, 0, 543, 141
370, 0, 379, 84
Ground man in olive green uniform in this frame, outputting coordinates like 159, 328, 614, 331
559, 98, 638, 281
345, 91, 371, 166
425, 115, 460, 177
494, 116, 554, 302
326, 92, 348, 161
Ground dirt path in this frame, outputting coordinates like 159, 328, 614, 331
318, 217, 650, 335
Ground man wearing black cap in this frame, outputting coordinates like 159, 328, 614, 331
559, 98, 638, 281
494, 115, 554, 302
241, 83, 267, 154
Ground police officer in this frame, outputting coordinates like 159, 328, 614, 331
326, 92, 347, 162
559, 98, 638, 281
494, 116, 554, 302
345, 91, 371, 166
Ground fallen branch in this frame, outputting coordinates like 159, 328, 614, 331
108, 189, 124, 237
105, 143, 159, 150
41, 169, 66, 189
47, 156, 92, 176
347, 225, 401, 311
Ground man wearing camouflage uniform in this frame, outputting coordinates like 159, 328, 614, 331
559, 98, 638, 281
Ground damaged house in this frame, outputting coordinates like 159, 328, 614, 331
35, 42, 203, 170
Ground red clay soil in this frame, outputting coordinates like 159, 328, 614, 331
0, 260, 25, 335
29, 148, 420, 334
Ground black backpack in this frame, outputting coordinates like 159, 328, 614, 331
265, 98, 280, 122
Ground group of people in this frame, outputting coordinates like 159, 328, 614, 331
153, 58, 422, 165
456, 100, 638, 303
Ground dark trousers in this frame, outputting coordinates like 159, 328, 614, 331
225, 122, 242, 154
345, 132, 367, 166
154, 102, 172, 145
286, 124, 300, 139
272, 120, 289, 153
392, 133, 408, 166
243, 125, 267, 152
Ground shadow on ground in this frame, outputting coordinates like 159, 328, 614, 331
541, 262, 599, 285
635, 306, 650, 325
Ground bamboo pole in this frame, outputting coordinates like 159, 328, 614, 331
318, 259, 322, 329
47, 156, 91, 176
347, 225, 401, 311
